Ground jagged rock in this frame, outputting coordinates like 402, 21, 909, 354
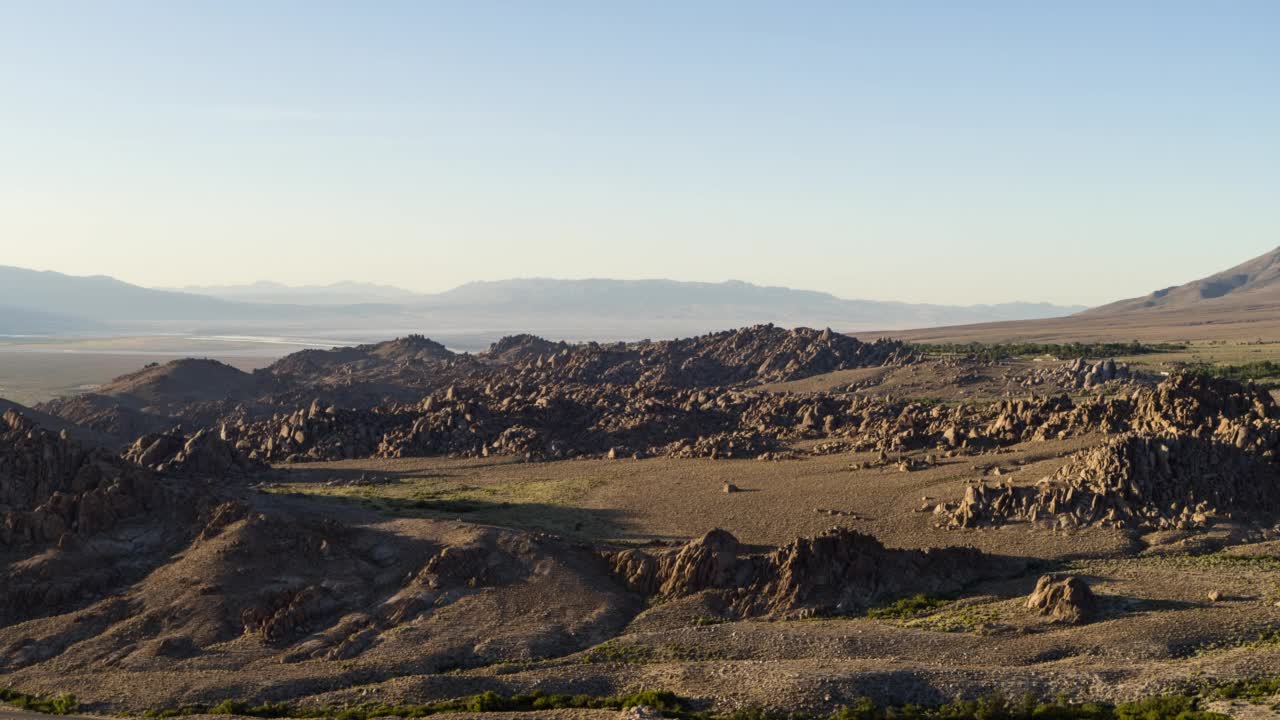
0, 409, 167, 547
605, 527, 1011, 619
1026, 575, 1096, 624
941, 374, 1280, 530
124, 428, 265, 478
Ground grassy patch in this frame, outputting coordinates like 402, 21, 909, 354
581, 640, 655, 664
1068, 552, 1280, 574
865, 594, 953, 620
1209, 676, 1280, 703
0, 689, 80, 715
268, 474, 615, 538
912, 342, 1183, 362
901, 603, 1000, 634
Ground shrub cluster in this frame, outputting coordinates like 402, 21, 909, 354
0, 689, 80, 715
1181, 360, 1280, 389
911, 342, 1181, 361
131, 690, 1235, 720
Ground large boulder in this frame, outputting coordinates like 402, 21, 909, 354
1026, 575, 1096, 624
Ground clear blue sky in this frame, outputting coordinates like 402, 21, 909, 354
1, 1, 1276, 305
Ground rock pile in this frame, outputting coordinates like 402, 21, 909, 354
1015, 358, 1140, 391
605, 527, 1006, 619
944, 433, 1277, 530
940, 375, 1280, 530
123, 427, 265, 477
504, 325, 911, 388
216, 380, 1138, 465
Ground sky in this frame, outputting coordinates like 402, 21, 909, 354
1, 1, 1277, 307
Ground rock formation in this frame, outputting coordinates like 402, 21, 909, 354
0, 410, 167, 547
1025, 575, 1096, 624
605, 527, 1010, 619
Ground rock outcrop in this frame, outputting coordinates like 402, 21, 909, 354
940, 375, 1280, 530
606, 527, 1008, 619
0, 410, 167, 547
123, 427, 265, 477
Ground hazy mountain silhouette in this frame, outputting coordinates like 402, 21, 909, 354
0, 265, 1082, 338
172, 280, 419, 305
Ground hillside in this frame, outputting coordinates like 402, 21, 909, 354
888, 247, 1280, 344
1083, 246, 1280, 315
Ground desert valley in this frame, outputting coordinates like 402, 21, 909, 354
4, 249, 1280, 719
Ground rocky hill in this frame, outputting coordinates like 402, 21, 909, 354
893, 247, 1280, 344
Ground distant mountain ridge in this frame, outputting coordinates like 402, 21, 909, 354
170, 280, 419, 305
0, 265, 1082, 338
0, 266, 404, 333
416, 277, 1082, 328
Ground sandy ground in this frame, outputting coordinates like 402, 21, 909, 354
268, 435, 1122, 557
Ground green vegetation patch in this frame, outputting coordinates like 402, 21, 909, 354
857, 593, 997, 634
1068, 552, 1280, 575
0, 688, 80, 715
912, 342, 1184, 362
1180, 361, 1280, 389
11, 687, 1237, 720
143, 689, 685, 719
1210, 676, 1280, 703
865, 594, 953, 620
901, 603, 1000, 634
721, 693, 1228, 720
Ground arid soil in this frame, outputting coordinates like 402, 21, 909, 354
4, 324, 1280, 718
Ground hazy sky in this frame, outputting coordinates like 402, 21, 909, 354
2, 1, 1277, 306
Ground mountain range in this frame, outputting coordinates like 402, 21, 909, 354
0, 266, 1083, 341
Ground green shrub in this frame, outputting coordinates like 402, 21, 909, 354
911, 342, 1182, 362
1180, 361, 1280, 389
0, 689, 80, 715
865, 594, 952, 620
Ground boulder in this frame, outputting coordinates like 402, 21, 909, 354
1026, 575, 1096, 624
